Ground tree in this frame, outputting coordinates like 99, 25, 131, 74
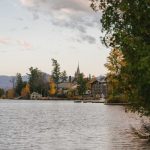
28, 67, 41, 93
28, 67, 49, 96
105, 49, 126, 76
0, 88, 4, 98
60, 70, 68, 82
6, 89, 15, 99
21, 84, 30, 98
49, 78, 56, 96
51, 58, 61, 86
90, 0, 150, 115
15, 73, 23, 96
10, 77, 16, 89
105, 48, 127, 103
77, 73, 87, 96
38, 73, 49, 97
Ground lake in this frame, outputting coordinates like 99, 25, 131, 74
0, 100, 150, 150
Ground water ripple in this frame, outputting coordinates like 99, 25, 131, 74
0, 100, 150, 150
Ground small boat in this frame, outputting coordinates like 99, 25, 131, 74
74, 100, 82, 103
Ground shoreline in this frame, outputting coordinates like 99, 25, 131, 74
0, 98, 130, 104
0, 98, 131, 105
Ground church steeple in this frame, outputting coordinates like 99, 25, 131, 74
77, 62, 80, 75
75, 62, 80, 79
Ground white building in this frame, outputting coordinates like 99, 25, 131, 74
30, 92, 42, 100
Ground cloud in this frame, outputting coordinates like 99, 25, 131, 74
0, 37, 32, 49
17, 17, 24, 21
0, 37, 11, 45
17, 40, 32, 49
23, 26, 29, 30
20, 0, 34, 7
72, 34, 96, 44
20, 0, 90, 12
51, 19, 87, 33
81, 35, 96, 44
19, 0, 100, 34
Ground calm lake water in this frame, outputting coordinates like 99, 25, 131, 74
0, 100, 150, 150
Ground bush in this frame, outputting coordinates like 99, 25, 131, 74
107, 94, 128, 103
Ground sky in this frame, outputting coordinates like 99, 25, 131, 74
0, 0, 110, 77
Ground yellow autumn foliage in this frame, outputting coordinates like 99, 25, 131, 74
49, 79, 56, 96
105, 48, 126, 75
7, 89, 15, 99
105, 48, 128, 102
21, 84, 30, 97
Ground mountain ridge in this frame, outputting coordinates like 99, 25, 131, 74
0, 75, 28, 90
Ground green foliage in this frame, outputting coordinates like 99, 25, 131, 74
51, 58, 68, 93
90, 0, 150, 114
15, 73, 23, 96
105, 49, 127, 103
0, 88, 4, 97
28, 67, 40, 93
77, 73, 87, 96
28, 67, 49, 96
51, 59, 61, 85
60, 70, 68, 82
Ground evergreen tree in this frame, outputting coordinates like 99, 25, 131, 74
77, 73, 87, 96
51, 58, 61, 85
60, 70, 68, 82
0, 88, 4, 97
15, 73, 23, 96
28, 67, 49, 96
28, 67, 40, 93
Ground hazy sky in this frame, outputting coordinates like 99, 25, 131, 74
0, 0, 110, 76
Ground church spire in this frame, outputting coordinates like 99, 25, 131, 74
77, 62, 80, 75
75, 62, 80, 79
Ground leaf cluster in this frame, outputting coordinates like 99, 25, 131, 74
90, 0, 150, 114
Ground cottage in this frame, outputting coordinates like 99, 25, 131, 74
30, 92, 42, 100
90, 77, 107, 98
58, 82, 73, 90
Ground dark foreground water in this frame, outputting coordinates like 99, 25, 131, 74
0, 100, 150, 150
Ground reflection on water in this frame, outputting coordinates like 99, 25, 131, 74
0, 100, 150, 150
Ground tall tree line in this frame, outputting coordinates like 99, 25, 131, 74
90, 0, 150, 115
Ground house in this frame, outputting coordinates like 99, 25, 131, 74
30, 92, 42, 100
57, 82, 79, 97
98, 76, 107, 98
90, 77, 107, 98
58, 82, 74, 94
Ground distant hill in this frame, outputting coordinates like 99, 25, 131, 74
0, 73, 50, 90
0, 74, 103, 90
0, 75, 28, 90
